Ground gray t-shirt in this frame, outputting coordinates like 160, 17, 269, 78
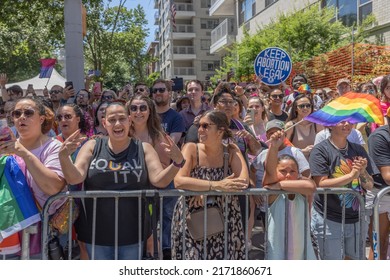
251, 146, 310, 188
309, 139, 377, 223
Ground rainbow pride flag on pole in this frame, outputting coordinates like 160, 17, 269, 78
0, 156, 40, 242
39, 58, 56, 79
304, 92, 384, 126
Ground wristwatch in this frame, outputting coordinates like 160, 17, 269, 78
173, 158, 186, 168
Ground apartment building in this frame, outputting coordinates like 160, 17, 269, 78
210, 0, 390, 56
154, 0, 224, 83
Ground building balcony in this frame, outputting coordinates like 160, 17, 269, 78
154, 0, 158, 9
154, 11, 159, 25
210, 18, 236, 54
173, 24, 196, 39
172, 46, 196, 60
174, 67, 196, 80
175, 3, 196, 19
209, 0, 235, 17
154, 29, 160, 41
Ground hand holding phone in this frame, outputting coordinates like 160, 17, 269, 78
0, 119, 11, 141
65, 81, 73, 90
245, 108, 255, 125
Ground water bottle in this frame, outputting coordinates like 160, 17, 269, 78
48, 236, 64, 260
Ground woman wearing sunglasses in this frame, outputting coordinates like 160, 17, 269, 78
0, 98, 66, 258
172, 110, 249, 260
55, 103, 91, 259
285, 94, 324, 159
58, 102, 184, 260
127, 95, 177, 259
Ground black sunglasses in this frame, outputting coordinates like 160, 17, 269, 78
50, 90, 63, 95
102, 95, 114, 100
198, 122, 216, 130
246, 88, 257, 92
129, 105, 148, 112
11, 108, 35, 119
297, 103, 312, 109
56, 114, 73, 121
270, 94, 284, 99
152, 87, 166, 94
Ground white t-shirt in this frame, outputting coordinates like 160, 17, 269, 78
251, 146, 310, 189
314, 128, 365, 146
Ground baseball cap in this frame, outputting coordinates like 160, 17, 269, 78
337, 78, 351, 87
266, 119, 285, 132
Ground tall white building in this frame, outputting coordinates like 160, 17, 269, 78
210, 0, 390, 54
154, 0, 224, 83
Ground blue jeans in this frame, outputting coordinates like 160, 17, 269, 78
85, 242, 142, 260
162, 196, 178, 250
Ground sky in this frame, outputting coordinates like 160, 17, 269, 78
105, 0, 157, 46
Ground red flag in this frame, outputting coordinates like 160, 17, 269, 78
39, 58, 56, 78
170, 1, 176, 31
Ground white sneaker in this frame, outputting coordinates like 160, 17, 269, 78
246, 239, 253, 251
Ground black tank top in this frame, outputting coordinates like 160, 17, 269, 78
76, 137, 150, 246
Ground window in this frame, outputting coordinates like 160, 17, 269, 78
359, 0, 372, 23
200, 18, 220, 29
201, 60, 220, 71
201, 0, 211, 8
201, 39, 211, 50
265, 0, 277, 8
239, 0, 257, 25
321, 0, 372, 26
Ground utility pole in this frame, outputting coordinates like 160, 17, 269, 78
64, 0, 84, 92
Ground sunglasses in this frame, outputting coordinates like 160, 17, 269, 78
152, 88, 166, 94
218, 99, 238, 106
102, 95, 114, 100
270, 94, 284, 99
246, 88, 257, 92
297, 103, 312, 109
56, 114, 73, 121
11, 108, 35, 119
198, 122, 216, 130
129, 105, 148, 112
50, 90, 63, 95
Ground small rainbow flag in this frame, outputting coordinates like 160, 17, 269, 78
304, 92, 384, 126
39, 58, 56, 79
0, 156, 40, 242
298, 84, 311, 93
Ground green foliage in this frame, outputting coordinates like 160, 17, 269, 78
215, 4, 356, 82
0, 0, 151, 88
84, 1, 153, 89
0, 0, 64, 82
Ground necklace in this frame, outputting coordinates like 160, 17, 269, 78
329, 138, 348, 156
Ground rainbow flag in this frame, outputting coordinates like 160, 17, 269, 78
304, 92, 384, 126
0, 156, 40, 242
39, 58, 56, 79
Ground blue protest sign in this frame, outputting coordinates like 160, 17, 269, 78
254, 47, 292, 86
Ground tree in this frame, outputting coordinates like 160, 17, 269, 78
0, 0, 64, 82
84, 1, 152, 89
212, 4, 373, 83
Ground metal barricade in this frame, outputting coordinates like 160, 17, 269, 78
371, 186, 390, 260
37, 188, 367, 260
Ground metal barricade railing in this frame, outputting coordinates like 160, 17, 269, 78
31, 188, 367, 260
371, 186, 390, 260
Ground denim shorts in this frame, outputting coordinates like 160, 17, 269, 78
85, 242, 143, 260
311, 208, 368, 260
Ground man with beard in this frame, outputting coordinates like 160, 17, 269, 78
151, 79, 185, 260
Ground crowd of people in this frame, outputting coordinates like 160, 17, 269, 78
0, 71, 389, 260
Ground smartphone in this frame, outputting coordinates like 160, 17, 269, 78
65, 81, 73, 90
0, 119, 11, 141
246, 108, 255, 125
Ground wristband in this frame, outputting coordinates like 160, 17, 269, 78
173, 158, 186, 168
